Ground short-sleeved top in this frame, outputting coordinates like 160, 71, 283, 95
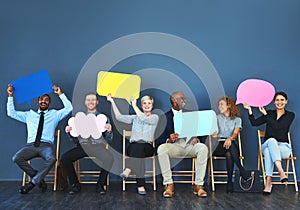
217, 114, 242, 138
116, 113, 159, 143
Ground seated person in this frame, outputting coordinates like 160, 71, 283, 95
61, 93, 114, 195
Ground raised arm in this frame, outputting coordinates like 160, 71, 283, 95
106, 94, 121, 117
130, 96, 142, 116
53, 85, 73, 119
6, 84, 27, 122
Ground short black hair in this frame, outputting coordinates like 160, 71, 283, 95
273, 91, 288, 101
38, 94, 51, 103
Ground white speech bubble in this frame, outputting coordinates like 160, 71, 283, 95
68, 112, 107, 139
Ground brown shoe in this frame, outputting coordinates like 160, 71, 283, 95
193, 185, 207, 198
163, 184, 174, 198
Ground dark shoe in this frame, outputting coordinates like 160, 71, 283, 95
137, 187, 147, 195
280, 177, 288, 183
96, 183, 106, 195
69, 183, 81, 195
19, 182, 35, 194
38, 180, 47, 192
226, 181, 233, 193
262, 185, 272, 196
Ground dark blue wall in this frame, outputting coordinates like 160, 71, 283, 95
1, 0, 299, 181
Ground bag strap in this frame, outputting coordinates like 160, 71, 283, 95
239, 171, 255, 191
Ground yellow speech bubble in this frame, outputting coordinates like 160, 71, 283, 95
97, 71, 141, 103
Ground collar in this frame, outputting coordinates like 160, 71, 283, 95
172, 108, 182, 115
38, 109, 49, 114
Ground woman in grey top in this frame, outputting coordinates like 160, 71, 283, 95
212, 96, 249, 193
107, 94, 158, 195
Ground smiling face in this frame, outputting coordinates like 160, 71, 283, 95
171, 92, 186, 111
141, 96, 154, 115
218, 99, 229, 115
85, 93, 98, 112
274, 94, 288, 110
38, 94, 51, 111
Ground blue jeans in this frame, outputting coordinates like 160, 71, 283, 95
12, 143, 56, 184
262, 138, 291, 176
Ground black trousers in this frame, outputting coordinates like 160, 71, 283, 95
126, 141, 154, 187
213, 141, 245, 182
61, 143, 114, 186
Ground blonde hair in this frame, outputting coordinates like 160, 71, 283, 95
141, 95, 154, 106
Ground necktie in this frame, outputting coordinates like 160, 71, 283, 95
34, 112, 44, 147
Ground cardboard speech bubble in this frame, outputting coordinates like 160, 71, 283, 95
10, 69, 53, 106
68, 112, 108, 139
174, 110, 218, 142
236, 79, 275, 107
97, 71, 141, 103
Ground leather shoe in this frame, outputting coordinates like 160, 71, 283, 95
19, 182, 35, 194
96, 183, 106, 195
163, 184, 174, 198
38, 180, 47, 192
262, 185, 272, 196
193, 185, 207, 198
69, 183, 81, 195
280, 177, 288, 183
226, 181, 233, 193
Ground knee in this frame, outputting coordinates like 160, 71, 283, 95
225, 151, 231, 159
46, 155, 56, 164
196, 143, 208, 155
12, 153, 20, 163
266, 138, 277, 145
157, 144, 168, 155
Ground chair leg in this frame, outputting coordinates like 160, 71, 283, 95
53, 160, 59, 191
210, 157, 215, 191
153, 157, 156, 191
291, 159, 298, 192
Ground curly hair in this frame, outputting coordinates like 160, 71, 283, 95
218, 96, 240, 119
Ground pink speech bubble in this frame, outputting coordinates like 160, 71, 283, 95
236, 79, 275, 107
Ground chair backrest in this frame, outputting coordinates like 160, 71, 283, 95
123, 130, 132, 156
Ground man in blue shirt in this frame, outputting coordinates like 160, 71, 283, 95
7, 84, 73, 194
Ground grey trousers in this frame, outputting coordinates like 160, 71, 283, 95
12, 143, 56, 185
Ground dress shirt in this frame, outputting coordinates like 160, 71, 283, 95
7, 93, 73, 144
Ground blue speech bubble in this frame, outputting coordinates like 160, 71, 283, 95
10, 69, 53, 106
174, 110, 218, 142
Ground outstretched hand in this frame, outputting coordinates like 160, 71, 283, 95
243, 103, 252, 115
259, 106, 267, 115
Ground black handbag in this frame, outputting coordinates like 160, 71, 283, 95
233, 170, 263, 193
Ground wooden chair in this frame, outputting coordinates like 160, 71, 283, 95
122, 130, 156, 191
207, 133, 244, 191
171, 157, 196, 184
74, 143, 109, 186
257, 130, 298, 191
22, 130, 61, 191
